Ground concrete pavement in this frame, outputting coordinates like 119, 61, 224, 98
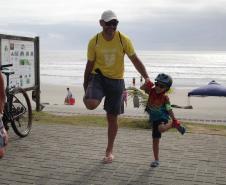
0, 123, 226, 185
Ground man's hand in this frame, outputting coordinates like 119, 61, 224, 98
140, 78, 154, 94
145, 79, 154, 89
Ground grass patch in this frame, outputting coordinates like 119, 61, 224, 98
33, 111, 107, 127
33, 111, 226, 136
185, 122, 226, 136
33, 111, 149, 128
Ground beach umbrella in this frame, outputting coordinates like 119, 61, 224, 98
188, 80, 226, 97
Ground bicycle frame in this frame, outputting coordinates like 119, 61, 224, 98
1, 64, 32, 137
10, 94, 27, 120
2, 100, 13, 130
1, 65, 14, 129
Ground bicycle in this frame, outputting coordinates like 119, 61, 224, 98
1, 64, 32, 137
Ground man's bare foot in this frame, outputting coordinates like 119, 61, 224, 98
103, 153, 114, 164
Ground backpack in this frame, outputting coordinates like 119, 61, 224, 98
95, 31, 125, 53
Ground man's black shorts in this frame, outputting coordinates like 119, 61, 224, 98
84, 73, 125, 115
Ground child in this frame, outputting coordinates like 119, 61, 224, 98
141, 73, 186, 167
0, 117, 8, 158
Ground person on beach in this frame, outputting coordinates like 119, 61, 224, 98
0, 71, 8, 158
120, 89, 128, 113
83, 10, 152, 163
141, 73, 186, 167
64, 87, 73, 105
122, 89, 128, 107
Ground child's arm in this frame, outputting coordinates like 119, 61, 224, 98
168, 109, 176, 121
167, 104, 181, 127
166, 97, 186, 134
165, 97, 178, 121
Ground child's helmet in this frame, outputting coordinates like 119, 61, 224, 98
155, 73, 173, 88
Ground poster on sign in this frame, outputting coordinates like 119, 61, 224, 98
1, 39, 35, 89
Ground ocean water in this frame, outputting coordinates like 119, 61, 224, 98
40, 50, 226, 88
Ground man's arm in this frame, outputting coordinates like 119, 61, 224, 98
129, 54, 150, 82
83, 60, 95, 91
0, 72, 6, 114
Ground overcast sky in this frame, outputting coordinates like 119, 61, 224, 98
1, 0, 226, 51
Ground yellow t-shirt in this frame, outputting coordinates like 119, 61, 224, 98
87, 31, 135, 79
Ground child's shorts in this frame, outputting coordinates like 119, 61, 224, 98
152, 120, 168, 139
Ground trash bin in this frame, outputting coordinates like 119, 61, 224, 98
133, 95, 139, 108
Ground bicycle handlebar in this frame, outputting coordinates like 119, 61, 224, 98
0, 64, 13, 70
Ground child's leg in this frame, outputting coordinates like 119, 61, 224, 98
150, 121, 171, 167
151, 138, 160, 167
158, 121, 186, 135
151, 121, 161, 167
172, 119, 186, 135
153, 138, 159, 161
158, 122, 172, 133
151, 122, 170, 166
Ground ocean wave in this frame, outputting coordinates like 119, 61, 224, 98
40, 50, 226, 87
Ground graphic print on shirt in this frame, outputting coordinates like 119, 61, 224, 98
102, 49, 117, 67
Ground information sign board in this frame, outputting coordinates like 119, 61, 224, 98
1, 39, 35, 88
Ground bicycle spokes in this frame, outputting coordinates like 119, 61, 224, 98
10, 88, 32, 137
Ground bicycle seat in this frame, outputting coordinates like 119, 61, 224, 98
0, 64, 13, 70
2, 71, 15, 76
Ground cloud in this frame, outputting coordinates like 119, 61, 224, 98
1, 0, 226, 24
47, 33, 65, 40
1, 0, 226, 50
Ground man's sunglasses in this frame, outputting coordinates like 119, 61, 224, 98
155, 82, 167, 89
105, 20, 119, 27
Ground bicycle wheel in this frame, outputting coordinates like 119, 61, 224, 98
9, 88, 32, 137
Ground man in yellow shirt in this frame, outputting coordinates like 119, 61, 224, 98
83, 10, 152, 163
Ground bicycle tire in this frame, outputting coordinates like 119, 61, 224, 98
9, 88, 32, 137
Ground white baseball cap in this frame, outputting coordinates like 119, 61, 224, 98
101, 10, 118, 22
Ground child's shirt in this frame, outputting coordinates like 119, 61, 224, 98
146, 88, 171, 122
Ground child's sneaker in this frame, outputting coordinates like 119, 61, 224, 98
172, 119, 186, 135
150, 160, 159, 167
177, 125, 186, 135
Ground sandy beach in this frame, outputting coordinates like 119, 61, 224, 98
36, 83, 226, 125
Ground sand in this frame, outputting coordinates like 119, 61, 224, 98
35, 83, 226, 125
